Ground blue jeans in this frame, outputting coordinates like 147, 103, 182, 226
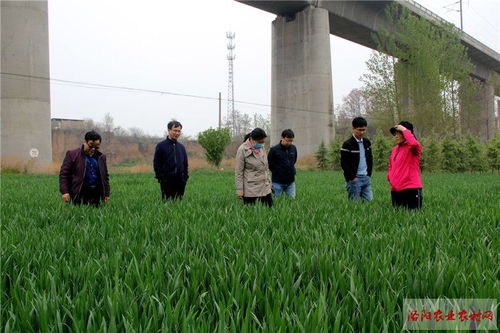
345, 175, 373, 201
272, 182, 296, 198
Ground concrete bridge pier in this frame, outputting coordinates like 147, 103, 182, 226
476, 81, 495, 142
271, 6, 334, 157
1, 1, 52, 172
394, 60, 411, 123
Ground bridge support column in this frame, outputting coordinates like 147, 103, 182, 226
394, 60, 412, 122
477, 81, 495, 141
1, 1, 52, 172
462, 80, 496, 142
271, 6, 334, 157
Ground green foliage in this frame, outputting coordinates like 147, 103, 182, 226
315, 141, 328, 170
420, 136, 442, 173
486, 132, 500, 171
367, 3, 476, 137
489, 72, 500, 93
198, 128, 231, 168
361, 52, 399, 133
372, 131, 392, 171
327, 137, 343, 171
462, 135, 487, 172
1, 172, 499, 331
441, 136, 467, 173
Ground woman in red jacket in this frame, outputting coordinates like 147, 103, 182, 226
387, 121, 423, 209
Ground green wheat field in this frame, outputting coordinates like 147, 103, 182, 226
1, 172, 499, 332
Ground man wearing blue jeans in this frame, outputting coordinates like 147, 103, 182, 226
268, 129, 297, 198
340, 117, 373, 201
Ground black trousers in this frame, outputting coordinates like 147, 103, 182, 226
243, 193, 273, 207
74, 184, 100, 206
160, 178, 186, 200
391, 188, 423, 210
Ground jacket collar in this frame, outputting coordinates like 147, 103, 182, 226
352, 135, 363, 143
279, 142, 292, 149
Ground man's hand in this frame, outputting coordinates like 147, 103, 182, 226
394, 124, 407, 132
104, 196, 110, 203
236, 193, 244, 199
351, 177, 358, 182
61, 193, 70, 202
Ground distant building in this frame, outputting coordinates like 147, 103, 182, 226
51, 119, 86, 161
51, 118, 85, 130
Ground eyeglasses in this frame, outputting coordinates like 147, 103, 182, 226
87, 144, 100, 150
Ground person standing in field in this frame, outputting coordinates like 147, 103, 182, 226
235, 127, 273, 207
59, 130, 110, 206
340, 117, 373, 201
267, 129, 297, 198
153, 120, 189, 200
387, 121, 423, 210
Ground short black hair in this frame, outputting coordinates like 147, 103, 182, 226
352, 117, 367, 128
244, 127, 267, 142
281, 129, 295, 138
167, 121, 182, 130
84, 130, 101, 142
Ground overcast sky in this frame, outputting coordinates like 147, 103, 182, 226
48, 0, 499, 138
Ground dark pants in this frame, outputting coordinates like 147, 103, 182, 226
160, 178, 186, 200
74, 184, 100, 206
391, 188, 423, 210
243, 193, 273, 207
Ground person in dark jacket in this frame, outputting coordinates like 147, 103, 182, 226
340, 117, 373, 201
153, 120, 189, 200
59, 130, 110, 206
267, 129, 297, 198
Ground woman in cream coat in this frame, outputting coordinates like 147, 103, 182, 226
235, 128, 273, 207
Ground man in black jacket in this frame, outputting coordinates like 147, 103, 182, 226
153, 121, 189, 200
340, 117, 373, 201
268, 129, 297, 198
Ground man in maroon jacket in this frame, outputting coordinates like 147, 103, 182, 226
59, 131, 110, 206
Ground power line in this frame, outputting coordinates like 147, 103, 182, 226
467, 6, 499, 36
0, 71, 448, 126
442, 0, 462, 30
1, 72, 218, 101
443, 1, 460, 12
0, 71, 333, 116
2, 71, 397, 135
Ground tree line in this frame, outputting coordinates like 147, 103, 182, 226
316, 132, 500, 173
336, 3, 499, 141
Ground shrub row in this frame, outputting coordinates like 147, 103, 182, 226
316, 132, 500, 173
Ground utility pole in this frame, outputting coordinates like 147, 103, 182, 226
459, 0, 463, 30
443, 0, 463, 31
218, 92, 222, 129
226, 32, 236, 135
